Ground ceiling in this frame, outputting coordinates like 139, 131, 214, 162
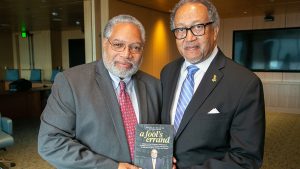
1, 0, 300, 32
0, 0, 84, 32
122, 0, 300, 17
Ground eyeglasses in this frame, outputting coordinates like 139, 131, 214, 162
172, 21, 214, 40
107, 39, 144, 54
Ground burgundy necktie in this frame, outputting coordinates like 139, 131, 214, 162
118, 80, 137, 161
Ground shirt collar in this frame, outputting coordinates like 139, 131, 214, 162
108, 72, 132, 90
182, 46, 218, 73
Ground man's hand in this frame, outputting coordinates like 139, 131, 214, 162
172, 157, 177, 169
118, 162, 141, 169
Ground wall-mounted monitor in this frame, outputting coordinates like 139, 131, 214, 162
232, 27, 300, 72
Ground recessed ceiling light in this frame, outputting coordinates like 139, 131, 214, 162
75, 21, 81, 25
52, 11, 59, 16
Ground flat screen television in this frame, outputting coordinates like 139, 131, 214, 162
232, 27, 300, 72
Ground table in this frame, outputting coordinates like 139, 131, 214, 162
0, 87, 51, 119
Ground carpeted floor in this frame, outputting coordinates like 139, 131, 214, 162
261, 112, 300, 169
0, 112, 300, 169
0, 118, 54, 169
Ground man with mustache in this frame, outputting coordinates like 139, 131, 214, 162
38, 15, 161, 169
160, 0, 265, 169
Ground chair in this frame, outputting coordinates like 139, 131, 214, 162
0, 113, 15, 168
29, 69, 42, 82
50, 69, 60, 82
4, 69, 19, 81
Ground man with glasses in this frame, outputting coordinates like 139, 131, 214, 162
38, 15, 161, 169
160, 0, 265, 168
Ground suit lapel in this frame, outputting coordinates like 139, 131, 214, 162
95, 60, 130, 158
175, 51, 226, 139
133, 74, 148, 123
164, 59, 183, 124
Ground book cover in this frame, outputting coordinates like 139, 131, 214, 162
134, 124, 173, 169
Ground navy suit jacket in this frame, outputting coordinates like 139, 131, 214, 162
160, 50, 265, 169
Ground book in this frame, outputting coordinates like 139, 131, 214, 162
134, 124, 174, 169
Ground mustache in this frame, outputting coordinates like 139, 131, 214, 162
115, 59, 134, 65
183, 42, 200, 48
184, 43, 200, 49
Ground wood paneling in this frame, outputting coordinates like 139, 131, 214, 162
263, 81, 300, 113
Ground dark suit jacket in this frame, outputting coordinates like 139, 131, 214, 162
143, 158, 164, 169
38, 60, 162, 169
160, 50, 265, 169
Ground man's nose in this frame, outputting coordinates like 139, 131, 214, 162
185, 29, 197, 41
120, 46, 132, 59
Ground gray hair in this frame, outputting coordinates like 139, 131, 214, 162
103, 14, 146, 43
170, 0, 220, 30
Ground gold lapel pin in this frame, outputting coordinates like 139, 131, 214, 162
212, 74, 217, 82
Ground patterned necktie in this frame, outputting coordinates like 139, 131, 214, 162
174, 65, 199, 132
118, 80, 137, 161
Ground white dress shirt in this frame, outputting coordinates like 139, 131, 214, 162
152, 158, 156, 169
170, 46, 218, 125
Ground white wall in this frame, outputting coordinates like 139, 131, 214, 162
218, 13, 300, 113
33, 30, 52, 80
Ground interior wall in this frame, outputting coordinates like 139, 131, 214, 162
51, 30, 63, 70
219, 13, 300, 113
109, 0, 179, 78
2, 2, 300, 113
0, 31, 14, 79
7, 29, 83, 82
16, 30, 52, 80
1, 6, 84, 83
18, 34, 30, 79
105, 2, 300, 113
33, 30, 52, 80
61, 29, 85, 70
84, 0, 94, 63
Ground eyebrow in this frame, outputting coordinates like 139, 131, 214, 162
175, 21, 205, 28
111, 39, 143, 45
110, 39, 125, 43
